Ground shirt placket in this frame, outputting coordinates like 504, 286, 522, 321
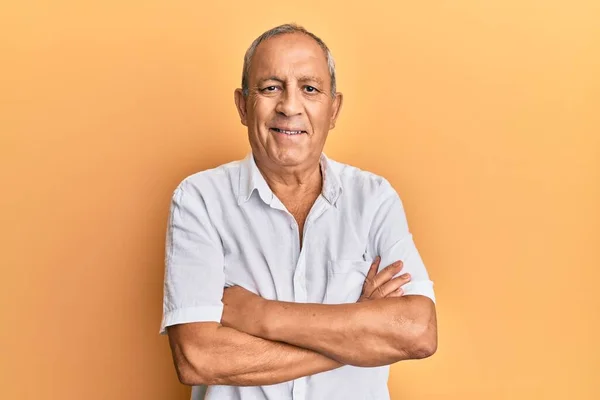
290, 196, 329, 400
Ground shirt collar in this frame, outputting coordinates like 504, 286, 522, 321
237, 152, 342, 207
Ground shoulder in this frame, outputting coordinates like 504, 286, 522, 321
172, 158, 242, 197
328, 157, 396, 200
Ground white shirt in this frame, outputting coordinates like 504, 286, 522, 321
160, 152, 436, 400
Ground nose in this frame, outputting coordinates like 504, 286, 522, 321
275, 87, 302, 117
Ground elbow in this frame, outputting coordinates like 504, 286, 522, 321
167, 323, 224, 386
174, 354, 210, 386
410, 326, 437, 359
396, 298, 438, 360
171, 343, 215, 386
408, 309, 438, 359
175, 361, 207, 386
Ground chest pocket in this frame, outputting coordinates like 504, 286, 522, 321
324, 259, 372, 304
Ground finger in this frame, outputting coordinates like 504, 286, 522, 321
371, 260, 403, 289
388, 288, 404, 297
371, 273, 410, 299
377, 273, 411, 298
366, 256, 380, 281
361, 256, 381, 296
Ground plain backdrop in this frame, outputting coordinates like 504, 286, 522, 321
1, 1, 598, 399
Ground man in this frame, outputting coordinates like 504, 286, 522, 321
160, 24, 437, 400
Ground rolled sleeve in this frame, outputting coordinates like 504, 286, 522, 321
368, 179, 436, 304
159, 181, 226, 335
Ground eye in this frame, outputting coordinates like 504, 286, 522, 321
261, 86, 279, 92
304, 85, 318, 93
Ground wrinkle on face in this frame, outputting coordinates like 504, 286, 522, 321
237, 32, 342, 177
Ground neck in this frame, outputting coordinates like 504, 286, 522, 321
254, 155, 323, 199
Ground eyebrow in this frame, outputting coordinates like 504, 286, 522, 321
257, 76, 285, 85
257, 75, 325, 85
298, 75, 324, 85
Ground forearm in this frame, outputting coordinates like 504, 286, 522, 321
258, 296, 437, 367
171, 323, 343, 386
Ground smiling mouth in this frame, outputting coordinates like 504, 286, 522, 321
270, 127, 307, 135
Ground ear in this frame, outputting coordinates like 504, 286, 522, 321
234, 88, 248, 126
329, 92, 343, 130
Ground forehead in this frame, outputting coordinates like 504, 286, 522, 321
250, 33, 330, 82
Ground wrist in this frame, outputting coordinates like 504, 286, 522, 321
257, 297, 280, 341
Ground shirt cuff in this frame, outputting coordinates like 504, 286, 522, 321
402, 280, 436, 304
159, 304, 224, 335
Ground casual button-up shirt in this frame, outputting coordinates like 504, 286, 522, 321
160, 152, 436, 400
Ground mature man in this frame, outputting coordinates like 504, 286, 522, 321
160, 24, 437, 400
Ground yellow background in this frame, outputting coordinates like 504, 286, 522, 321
1, 1, 598, 399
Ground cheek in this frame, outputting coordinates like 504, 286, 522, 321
250, 98, 275, 124
306, 104, 332, 130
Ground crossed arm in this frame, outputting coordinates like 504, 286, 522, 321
167, 259, 437, 386
164, 180, 437, 386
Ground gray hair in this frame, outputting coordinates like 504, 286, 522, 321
241, 23, 337, 97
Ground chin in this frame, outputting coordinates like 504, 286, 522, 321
268, 148, 308, 167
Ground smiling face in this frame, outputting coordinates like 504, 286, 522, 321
235, 32, 343, 172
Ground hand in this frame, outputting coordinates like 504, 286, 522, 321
357, 256, 411, 302
221, 285, 266, 336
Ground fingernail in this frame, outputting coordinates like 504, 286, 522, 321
402, 273, 411, 279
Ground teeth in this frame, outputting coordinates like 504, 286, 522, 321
273, 128, 303, 135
